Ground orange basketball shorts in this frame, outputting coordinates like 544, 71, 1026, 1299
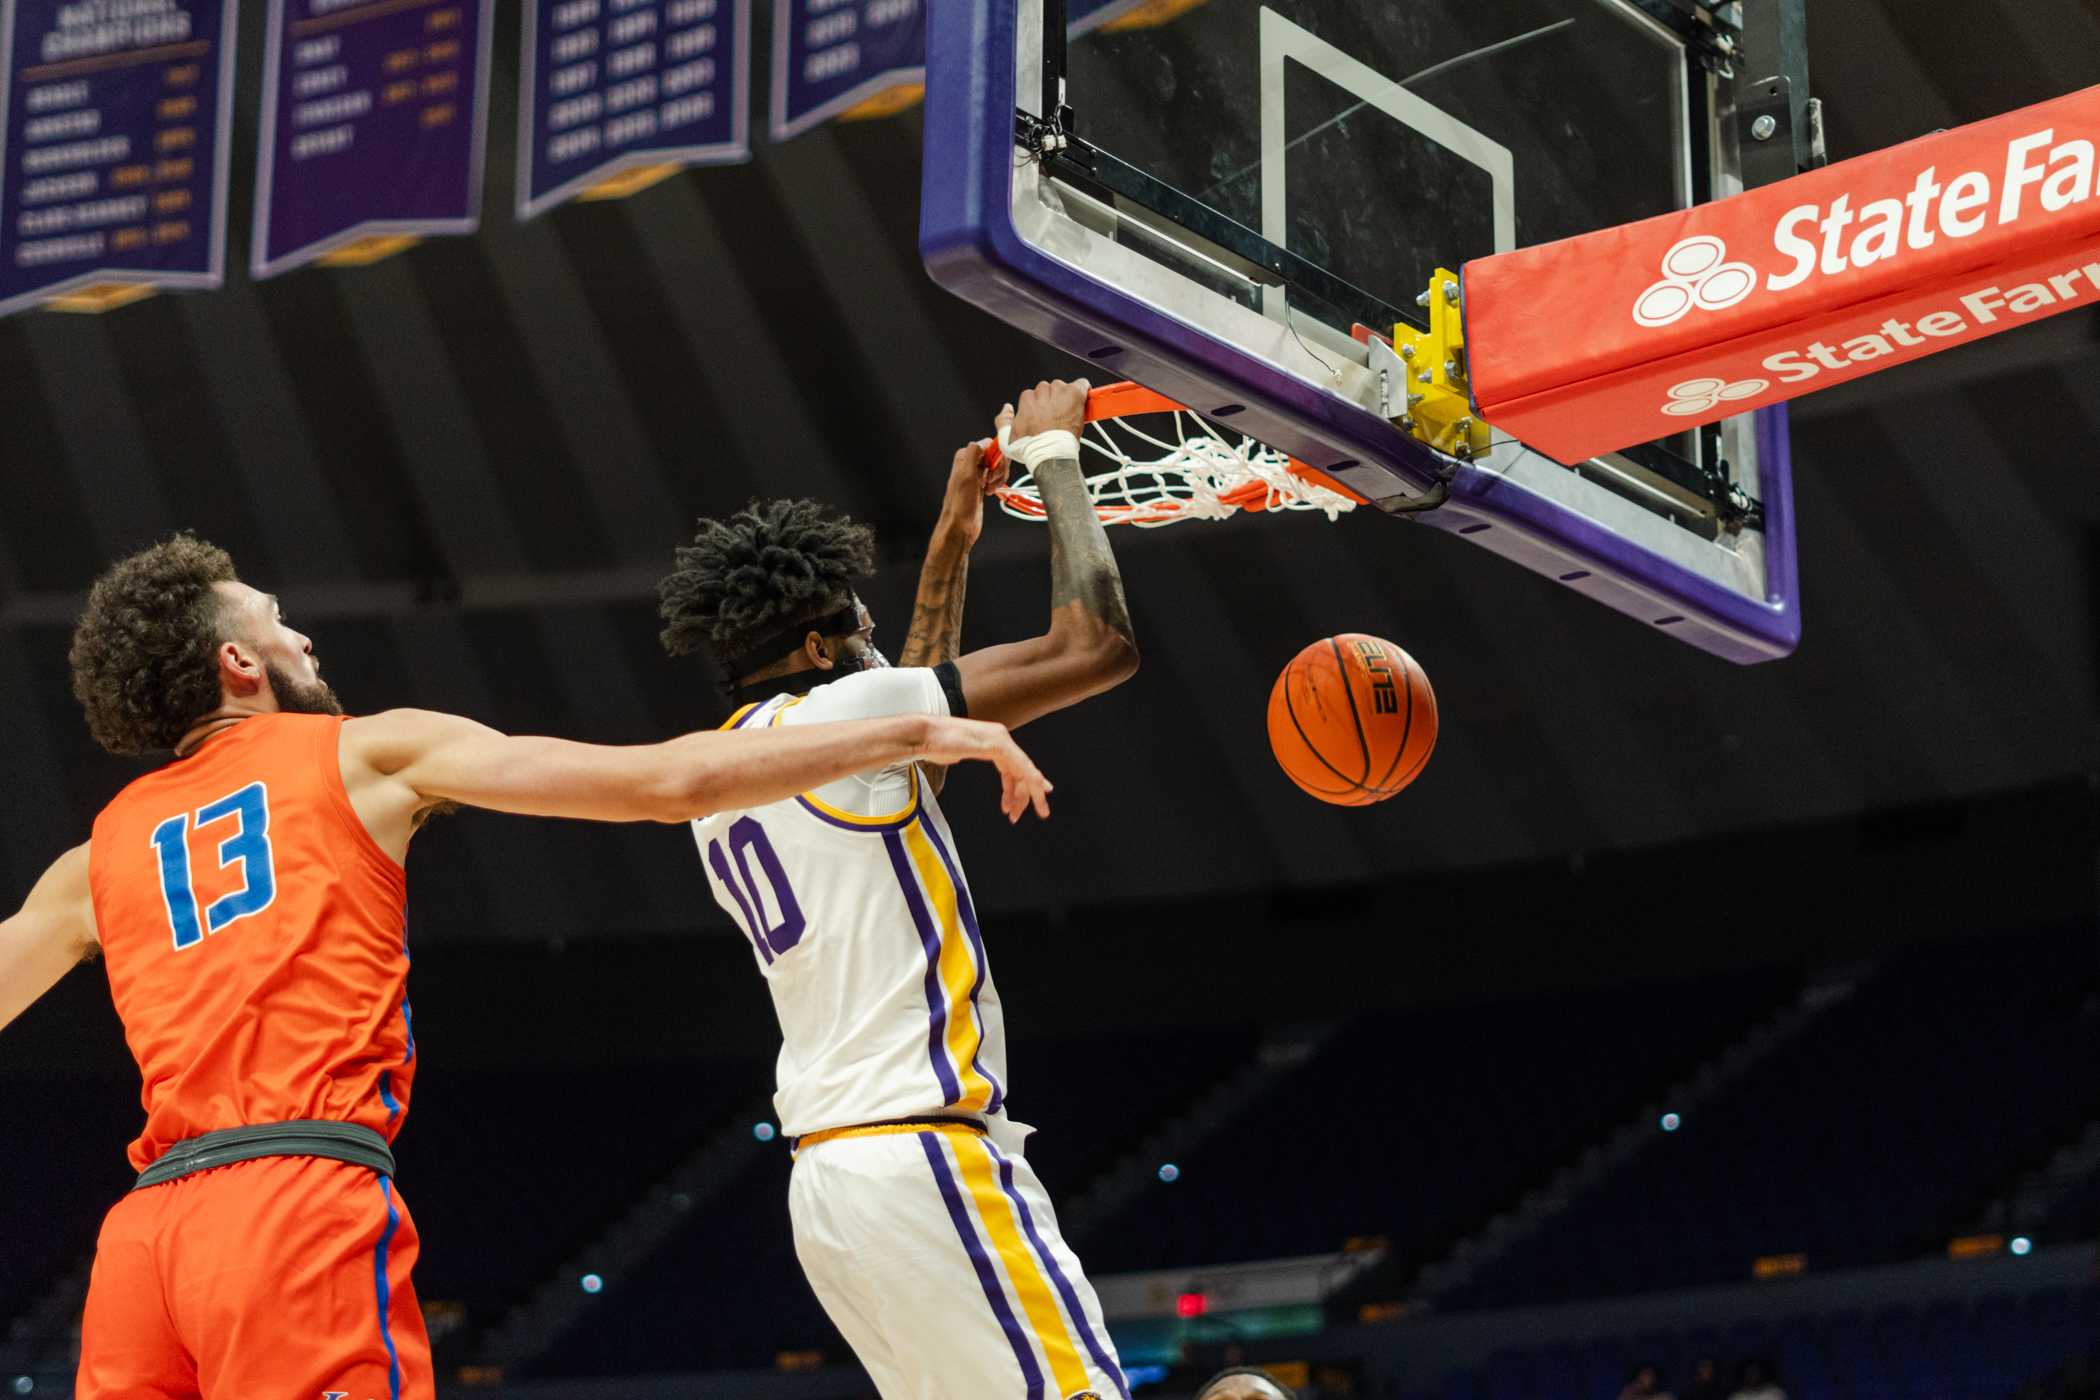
77, 1154, 434, 1400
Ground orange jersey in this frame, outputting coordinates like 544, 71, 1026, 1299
88, 713, 414, 1172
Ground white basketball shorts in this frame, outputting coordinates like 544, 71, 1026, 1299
789, 1125, 1128, 1400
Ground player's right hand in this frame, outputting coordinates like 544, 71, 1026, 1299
918, 717, 1054, 823
1009, 378, 1090, 442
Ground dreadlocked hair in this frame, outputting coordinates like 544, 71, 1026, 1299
69, 533, 238, 756
658, 498, 876, 666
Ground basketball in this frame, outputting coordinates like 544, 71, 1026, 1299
1266, 635, 1438, 805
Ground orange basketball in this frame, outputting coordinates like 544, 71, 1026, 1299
1265, 634, 1438, 805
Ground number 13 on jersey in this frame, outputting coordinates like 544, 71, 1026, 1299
150, 781, 278, 951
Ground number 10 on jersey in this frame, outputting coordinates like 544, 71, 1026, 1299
706, 817, 805, 963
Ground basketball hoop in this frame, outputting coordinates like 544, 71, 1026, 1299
985, 382, 1365, 528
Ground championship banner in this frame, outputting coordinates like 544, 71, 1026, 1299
1465, 83, 2100, 466
517, 0, 749, 220
768, 0, 919, 141
251, 0, 493, 278
0, 0, 236, 317
770, 0, 1195, 142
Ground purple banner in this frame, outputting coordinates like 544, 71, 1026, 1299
251, 0, 492, 278
518, 0, 748, 220
768, 0, 918, 141
0, 0, 236, 317
769, 0, 1152, 142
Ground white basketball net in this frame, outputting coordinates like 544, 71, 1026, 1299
997, 410, 1360, 528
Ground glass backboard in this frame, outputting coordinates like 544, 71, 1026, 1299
922, 0, 1806, 663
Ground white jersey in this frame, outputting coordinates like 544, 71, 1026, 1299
692, 669, 1012, 1140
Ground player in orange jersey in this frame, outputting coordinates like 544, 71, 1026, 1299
0, 535, 1053, 1400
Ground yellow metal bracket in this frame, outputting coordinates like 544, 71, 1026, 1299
1384, 267, 1492, 463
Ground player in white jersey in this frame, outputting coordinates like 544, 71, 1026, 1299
659, 380, 1138, 1400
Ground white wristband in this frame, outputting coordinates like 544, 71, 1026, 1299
997, 427, 1081, 471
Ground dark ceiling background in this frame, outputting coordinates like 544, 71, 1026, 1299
0, 0, 2096, 949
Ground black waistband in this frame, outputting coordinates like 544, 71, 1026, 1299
134, 1120, 395, 1191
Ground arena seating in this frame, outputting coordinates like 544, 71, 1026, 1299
399, 1059, 765, 1353
1000, 1024, 1264, 1216
0, 1072, 138, 1331
1076, 971, 1801, 1280
10, 941, 2092, 1391
1409, 1283, 2100, 1400
1447, 930, 2100, 1310
525, 1146, 824, 1376
0, 1059, 760, 1361
528, 1026, 1261, 1376
2044, 1170, 2100, 1241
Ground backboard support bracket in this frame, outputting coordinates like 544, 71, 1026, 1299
1370, 269, 1493, 464
1015, 111, 1413, 338
1737, 74, 1827, 187
1736, 0, 1824, 180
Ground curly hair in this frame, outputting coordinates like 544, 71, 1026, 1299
658, 498, 875, 667
68, 535, 239, 756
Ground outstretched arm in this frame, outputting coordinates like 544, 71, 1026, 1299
342, 708, 1052, 849
898, 437, 1003, 672
0, 844, 99, 1036
898, 433, 1007, 791
954, 379, 1140, 731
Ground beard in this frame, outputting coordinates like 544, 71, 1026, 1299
265, 660, 345, 718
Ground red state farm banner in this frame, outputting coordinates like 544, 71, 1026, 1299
1463, 84, 2100, 465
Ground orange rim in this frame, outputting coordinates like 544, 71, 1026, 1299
984, 381, 1366, 519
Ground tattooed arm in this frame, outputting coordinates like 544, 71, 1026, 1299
950, 379, 1140, 732
898, 432, 1005, 791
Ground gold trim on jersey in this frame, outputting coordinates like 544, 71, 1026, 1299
792, 1118, 984, 1155
764, 696, 926, 830
720, 694, 805, 733
796, 765, 922, 829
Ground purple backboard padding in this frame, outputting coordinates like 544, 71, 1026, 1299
918, 0, 1801, 664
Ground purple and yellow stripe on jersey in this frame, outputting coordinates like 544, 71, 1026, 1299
794, 767, 921, 832
718, 694, 807, 732
916, 815, 999, 1095
882, 812, 1004, 1116
739, 697, 930, 832
919, 1131, 1130, 1400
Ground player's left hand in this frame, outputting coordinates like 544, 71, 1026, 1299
917, 717, 1053, 822
939, 437, 1006, 545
